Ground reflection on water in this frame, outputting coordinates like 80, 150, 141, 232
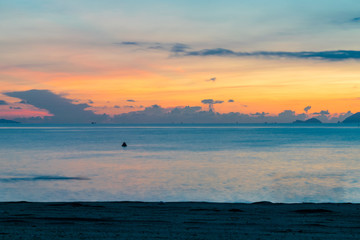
1, 124, 360, 202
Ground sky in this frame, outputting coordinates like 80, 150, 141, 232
1, 0, 360, 123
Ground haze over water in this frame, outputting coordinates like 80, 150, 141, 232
1, 124, 360, 203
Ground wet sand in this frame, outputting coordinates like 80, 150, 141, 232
1, 201, 360, 239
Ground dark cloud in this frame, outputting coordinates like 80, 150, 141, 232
279, 110, 295, 116
0, 100, 8, 105
126, 99, 136, 102
228, 99, 234, 103
113, 105, 201, 124
304, 106, 311, 113
314, 110, 330, 115
116, 41, 190, 53
4, 89, 108, 123
206, 77, 216, 82
120, 41, 139, 45
251, 112, 268, 116
88, 99, 94, 104
201, 99, 223, 104
352, 17, 360, 22
2, 89, 347, 124
148, 45, 165, 50
201, 99, 213, 104
201, 99, 224, 112
170, 43, 190, 54
184, 48, 360, 61
117, 40, 360, 61
187, 48, 236, 56
9, 106, 22, 109
111, 106, 312, 124
116, 41, 193, 56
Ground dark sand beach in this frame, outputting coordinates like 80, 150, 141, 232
1, 202, 360, 239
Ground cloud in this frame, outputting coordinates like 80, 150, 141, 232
206, 77, 216, 82
116, 41, 190, 54
170, 43, 190, 54
120, 41, 139, 45
201, 99, 224, 112
278, 110, 295, 117
2, 89, 347, 124
4, 89, 108, 123
228, 99, 234, 103
314, 110, 330, 115
0, 100, 8, 105
187, 48, 237, 57
111, 105, 312, 124
112, 105, 200, 124
304, 106, 311, 113
88, 99, 94, 104
201, 99, 224, 104
251, 112, 268, 116
9, 106, 22, 109
126, 99, 136, 102
330, 111, 353, 123
111, 103, 313, 124
116, 40, 360, 61
184, 48, 360, 61
277, 110, 307, 122
352, 17, 360, 22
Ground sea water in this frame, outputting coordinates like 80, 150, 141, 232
1, 124, 360, 203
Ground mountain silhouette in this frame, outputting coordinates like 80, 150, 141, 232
293, 118, 322, 124
342, 112, 360, 123
0, 119, 19, 124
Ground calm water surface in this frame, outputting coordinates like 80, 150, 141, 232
1, 124, 360, 202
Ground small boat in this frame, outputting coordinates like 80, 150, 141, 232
122, 142, 127, 147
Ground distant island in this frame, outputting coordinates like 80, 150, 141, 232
342, 112, 360, 123
293, 118, 322, 124
0, 119, 19, 124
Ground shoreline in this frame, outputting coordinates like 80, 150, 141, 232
1, 201, 359, 239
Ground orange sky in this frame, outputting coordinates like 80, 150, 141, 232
2, 55, 360, 118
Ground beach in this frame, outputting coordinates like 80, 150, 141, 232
1, 201, 360, 239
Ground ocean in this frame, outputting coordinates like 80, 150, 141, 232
1, 124, 360, 203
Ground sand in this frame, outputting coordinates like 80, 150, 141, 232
0, 201, 360, 239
